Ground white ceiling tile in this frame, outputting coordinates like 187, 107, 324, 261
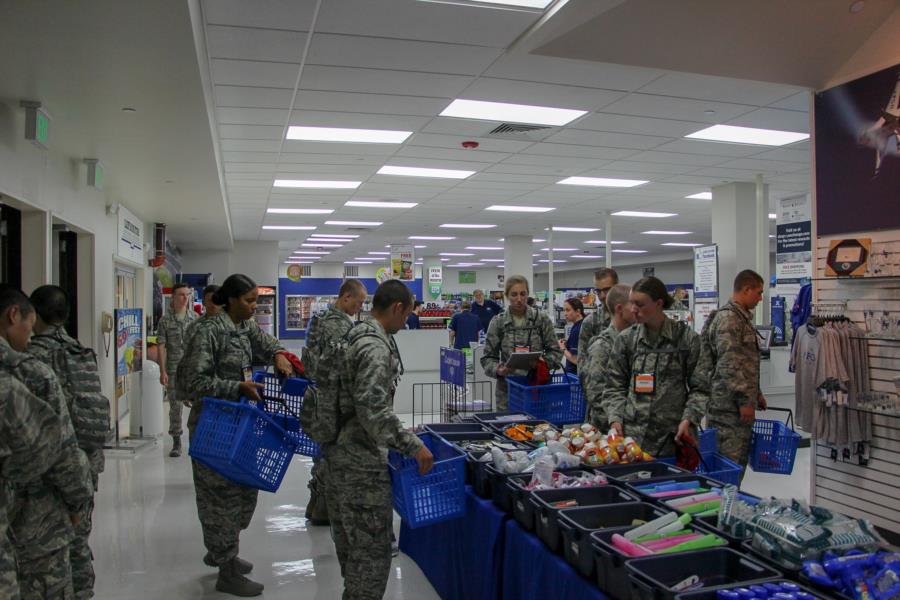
601, 161, 693, 175
576, 113, 707, 137
542, 129, 672, 149
408, 133, 534, 153
218, 107, 289, 126
767, 91, 811, 112
289, 109, 430, 131
485, 55, 663, 92
219, 124, 284, 140
624, 150, 729, 167
717, 158, 808, 173
396, 146, 510, 164
216, 86, 295, 109
454, 181, 543, 192
662, 175, 737, 186
461, 78, 625, 112
501, 154, 609, 169
224, 163, 277, 173
277, 153, 386, 166
637, 72, 805, 106
301, 65, 473, 98
688, 167, 767, 180
652, 139, 765, 157
599, 93, 756, 122
206, 26, 307, 63
222, 150, 280, 162
519, 142, 636, 160
203, 0, 315, 31
420, 117, 506, 137
469, 173, 560, 185
355, 184, 444, 199
273, 164, 378, 176
485, 164, 581, 177
309, 33, 502, 75
211, 59, 298, 88
725, 108, 810, 133
220, 140, 282, 152
294, 90, 449, 116
749, 147, 810, 164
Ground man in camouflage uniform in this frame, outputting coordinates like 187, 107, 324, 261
0, 285, 93, 599
602, 283, 709, 458
324, 280, 433, 600
577, 268, 618, 389
584, 284, 634, 429
700, 270, 767, 474
301, 279, 366, 526
1, 372, 66, 600
156, 282, 197, 457
27, 285, 111, 600
176, 284, 220, 408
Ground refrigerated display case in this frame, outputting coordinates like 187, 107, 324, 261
255, 286, 277, 336
284, 295, 340, 333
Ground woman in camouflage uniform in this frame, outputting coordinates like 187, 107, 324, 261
481, 275, 562, 411
180, 274, 293, 597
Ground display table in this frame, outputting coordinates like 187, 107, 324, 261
399, 487, 506, 600
502, 520, 608, 600
399, 486, 609, 600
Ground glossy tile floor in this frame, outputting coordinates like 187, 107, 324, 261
92, 414, 440, 599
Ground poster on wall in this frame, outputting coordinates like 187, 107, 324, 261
815, 63, 900, 235
459, 270, 476, 284
117, 205, 144, 264
390, 244, 414, 281
693, 302, 718, 334
775, 193, 812, 299
693, 245, 718, 300
115, 308, 143, 377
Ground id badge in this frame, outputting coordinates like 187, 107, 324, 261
242, 365, 253, 382
634, 373, 656, 395
513, 346, 531, 353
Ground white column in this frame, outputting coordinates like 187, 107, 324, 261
712, 181, 768, 310
755, 175, 770, 325
504, 235, 533, 292
422, 256, 443, 302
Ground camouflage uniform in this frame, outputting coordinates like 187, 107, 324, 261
481, 307, 563, 412
156, 309, 197, 438
323, 318, 423, 600
583, 324, 622, 430
0, 338, 93, 600
577, 304, 611, 390
28, 326, 111, 599
180, 311, 283, 566
1, 371, 66, 600
301, 308, 355, 524
601, 319, 709, 458
699, 301, 761, 470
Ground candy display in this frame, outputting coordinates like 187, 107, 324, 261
803, 551, 900, 600
489, 444, 581, 475
503, 422, 556, 442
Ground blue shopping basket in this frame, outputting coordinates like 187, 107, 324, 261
659, 452, 743, 486
507, 372, 584, 425
750, 407, 800, 474
699, 427, 718, 454
253, 371, 321, 458
189, 398, 296, 493
388, 433, 466, 529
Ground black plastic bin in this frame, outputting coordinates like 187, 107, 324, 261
558, 502, 667, 579
472, 411, 534, 424
423, 423, 489, 436
626, 548, 782, 600
529, 486, 640, 552
486, 465, 583, 513
507, 472, 627, 532
435, 432, 528, 490
675, 579, 829, 600
625, 473, 727, 506
595, 461, 690, 483
740, 541, 804, 581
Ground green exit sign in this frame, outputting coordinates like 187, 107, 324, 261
35, 111, 49, 145
22, 102, 50, 149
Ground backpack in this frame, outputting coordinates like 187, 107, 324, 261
34, 333, 111, 450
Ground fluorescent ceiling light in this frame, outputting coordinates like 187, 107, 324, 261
414, 245, 427, 249
306, 238, 354, 243
685, 125, 809, 146
584, 240, 627, 245
533, 238, 546, 243
325, 220, 383, 226
378, 165, 474, 179
440, 99, 586, 127
310, 233, 359, 238
267, 208, 334, 215
661, 242, 704, 247
571, 255, 605, 258
440, 253, 474, 256
293, 250, 329, 255
486, 205, 555, 213
540, 247, 577, 252
768, 213, 776, 219
356, 257, 384, 261
301, 243, 344, 248
420, 0, 553, 9
440, 258, 450, 262
367, 251, 390, 255
274, 179, 361, 189
643, 230, 692, 235
345, 200, 418, 209
440, 223, 496, 229
686, 192, 713, 200
286, 126, 411, 144
539, 259, 568, 263
612, 211, 676, 218
465, 246, 503, 250
558, 176, 648, 188
410, 236, 455, 240
285, 261, 315, 264
344, 261, 372, 265
481, 258, 504, 262
551, 226, 600, 232
262, 225, 317, 230
613, 249, 648, 254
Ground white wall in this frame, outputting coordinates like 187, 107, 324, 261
534, 259, 696, 290
181, 240, 278, 285
441, 267, 505, 294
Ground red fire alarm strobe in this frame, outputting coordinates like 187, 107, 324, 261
462, 141, 479, 149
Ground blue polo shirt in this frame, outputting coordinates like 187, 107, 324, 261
564, 319, 583, 374
471, 299, 502, 331
406, 313, 420, 330
449, 311, 482, 350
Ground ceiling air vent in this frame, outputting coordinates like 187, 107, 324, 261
489, 123, 551, 135
301, 265, 312, 277
344, 265, 359, 277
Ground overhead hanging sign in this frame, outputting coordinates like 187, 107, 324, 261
391, 244, 414, 281
693, 245, 719, 299
117, 205, 144, 264
428, 266, 443, 299
775, 193, 812, 298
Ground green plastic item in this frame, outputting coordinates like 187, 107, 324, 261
655, 534, 727, 554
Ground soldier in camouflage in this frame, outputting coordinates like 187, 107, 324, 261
301, 279, 367, 527
482, 275, 563, 412
156, 282, 198, 457
176, 284, 221, 408
577, 268, 618, 390
1, 372, 66, 600
324, 280, 433, 600
27, 285, 112, 600
584, 284, 634, 429
180, 275, 293, 597
0, 285, 93, 600
602, 277, 709, 458
700, 270, 767, 473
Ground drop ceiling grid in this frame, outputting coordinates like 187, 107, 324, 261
202, 0, 810, 260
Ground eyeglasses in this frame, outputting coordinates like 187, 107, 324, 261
596, 287, 612, 295
508, 291, 528, 298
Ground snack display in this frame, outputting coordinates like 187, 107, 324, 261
524, 469, 608, 491
504, 422, 556, 442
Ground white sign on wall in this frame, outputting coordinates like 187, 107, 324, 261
775, 193, 812, 299
428, 267, 443, 283
117, 205, 144, 264
693, 245, 719, 298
